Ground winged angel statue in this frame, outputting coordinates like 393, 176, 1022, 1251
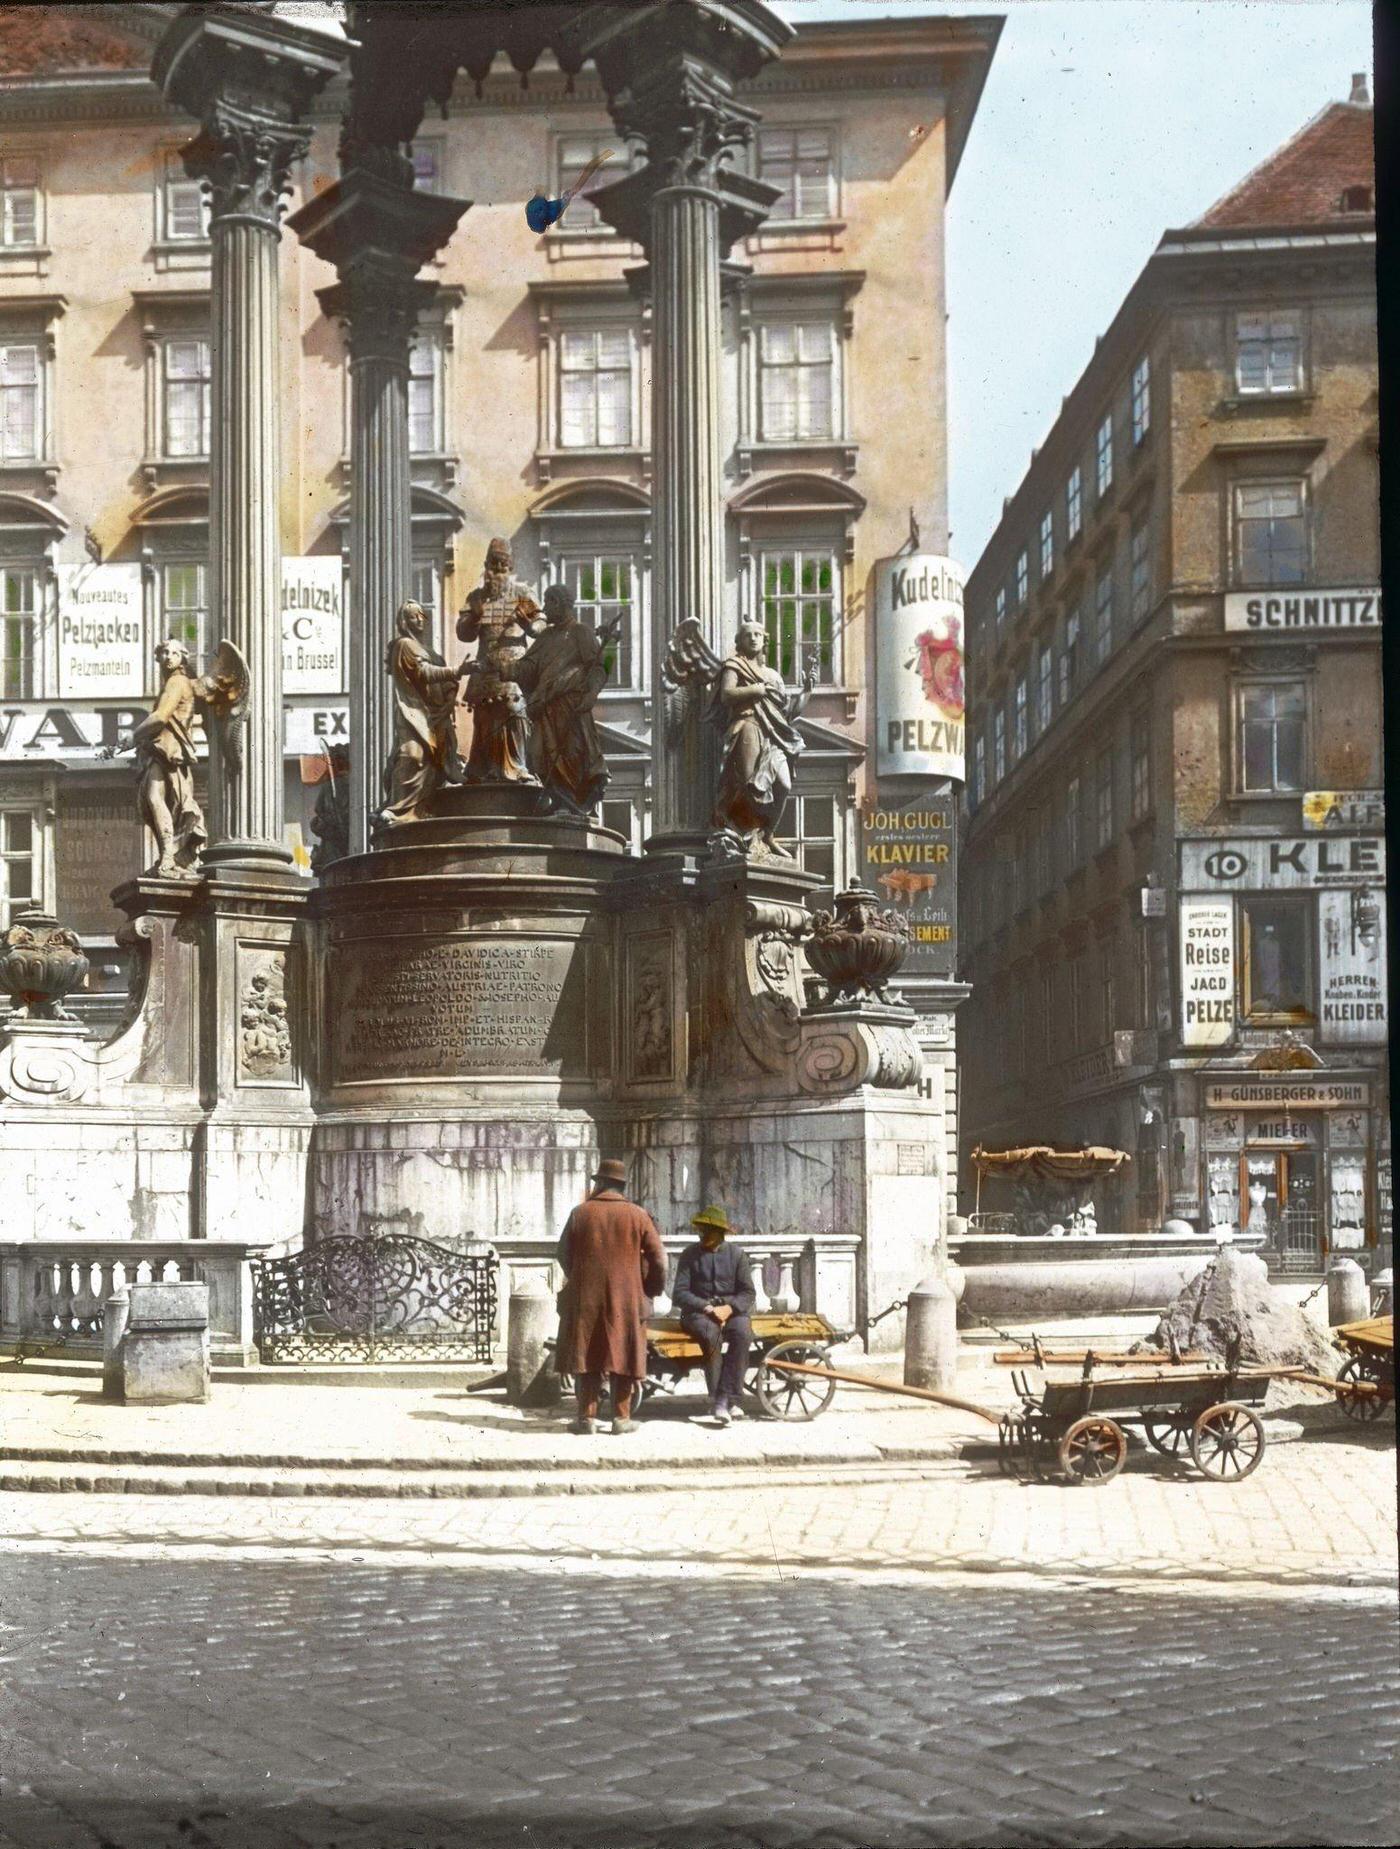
105, 636, 249, 878
663, 618, 815, 859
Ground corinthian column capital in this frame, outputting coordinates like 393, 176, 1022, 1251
182, 110, 311, 229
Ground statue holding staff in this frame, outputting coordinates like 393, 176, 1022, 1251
455, 537, 543, 785
380, 599, 463, 826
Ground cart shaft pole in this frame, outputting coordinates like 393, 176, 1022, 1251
763, 1358, 1003, 1426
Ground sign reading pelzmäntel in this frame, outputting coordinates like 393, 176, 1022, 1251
859, 794, 956, 977
874, 553, 965, 781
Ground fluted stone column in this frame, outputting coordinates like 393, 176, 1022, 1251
155, 6, 344, 875
289, 169, 466, 857
581, 2, 792, 850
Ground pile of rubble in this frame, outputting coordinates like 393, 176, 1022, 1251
1141, 1245, 1337, 1376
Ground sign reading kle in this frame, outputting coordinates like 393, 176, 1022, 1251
282, 556, 344, 695
1223, 587, 1380, 633
1181, 836, 1385, 890
874, 553, 965, 781
859, 791, 956, 977
1180, 897, 1235, 1048
57, 563, 145, 700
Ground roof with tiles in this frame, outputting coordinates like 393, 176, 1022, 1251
0, 5, 145, 76
1196, 79, 1375, 229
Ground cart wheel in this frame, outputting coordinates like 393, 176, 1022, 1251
1143, 1409, 1194, 1458
1190, 1401, 1265, 1481
1336, 1357, 1386, 1423
1057, 1416, 1127, 1485
755, 1340, 837, 1421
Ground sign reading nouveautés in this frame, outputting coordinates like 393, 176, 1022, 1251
874, 553, 965, 781
57, 563, 145, 699
1223, 587, 1380, 632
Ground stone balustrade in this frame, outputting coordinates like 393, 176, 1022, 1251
0, 1241, 265, 1365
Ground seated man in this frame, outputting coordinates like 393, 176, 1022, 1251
672, 1206, 755, 1426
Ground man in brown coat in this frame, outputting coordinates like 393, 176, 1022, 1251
555, 1157, 668, 1435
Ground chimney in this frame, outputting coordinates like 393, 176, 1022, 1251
1350, 72, 1370, 105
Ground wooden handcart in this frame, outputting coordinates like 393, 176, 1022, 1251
1332, 1317, 1395, 1422
641, 1311, 849, 1420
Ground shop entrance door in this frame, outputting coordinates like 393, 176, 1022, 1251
1242, 1148, 1322, 1272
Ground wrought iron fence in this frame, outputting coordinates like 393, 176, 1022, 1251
1261, 1211, 1323, 1276
251, 1233, 498, 1365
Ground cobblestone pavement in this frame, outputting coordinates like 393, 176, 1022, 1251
1, 1420, 1394, 1588
0, 1553, 1395, 1849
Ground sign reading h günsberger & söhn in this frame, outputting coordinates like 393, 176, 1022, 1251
859, 794, 956, 978
874, 553, 965, 781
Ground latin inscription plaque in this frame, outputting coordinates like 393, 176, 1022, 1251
331, 938, 582, 1082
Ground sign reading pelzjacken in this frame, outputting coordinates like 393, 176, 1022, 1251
1181, 836, 1385, 890
859, 792, 956, 976
874, 552, 965, 781
282, 556, 344, 696
1180, 897, 1235, 1047
1223, 587, 1380, 632
57, 562, 145, 699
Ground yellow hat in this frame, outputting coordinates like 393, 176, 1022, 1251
691, 1205, 731, 1233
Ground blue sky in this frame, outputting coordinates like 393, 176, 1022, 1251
776, 0, 1375, 563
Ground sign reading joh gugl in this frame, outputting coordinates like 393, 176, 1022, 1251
859, 793, 956, 977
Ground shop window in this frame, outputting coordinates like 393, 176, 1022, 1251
779, 791, 838, 887
1129, 708, 1151, 821
0, 806, 37, 926
559, 326, 634, 449
1130, 355, 1151, 444
160, 155, 208, 243
1015, 550, 1028, 605
408, 332, 444, 456
2, 563, 38, 697
1039, 510, 1053, 579
1066, 465, 1082, 542
1129, 517, 1152, 622
757, 127, 835, 221
1237, 680, 1305, 794
0, 341, 41, 461
1233, 481, 1307, 586
0, 158, 39, 249
1095, 413, 1113, 498
161, 560, 209, 666
1093, 565, 1113, 666
1235, 312, 1302, 396
162, 338, 211, 459
557, 550, 640, 690
759, 546, 836, 685
1240, 896, 1311, 1023
758, 320, 836, 443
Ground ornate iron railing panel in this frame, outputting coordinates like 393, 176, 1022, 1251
251, 1234, 498, 1364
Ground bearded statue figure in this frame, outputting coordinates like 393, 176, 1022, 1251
380, 600, 464, 826
455, 537, 543, 784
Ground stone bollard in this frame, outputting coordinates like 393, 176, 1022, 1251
904, 1273, 958, 1394
507, 1278, 562, 1407
102, 1290, 130, 1402
1327, 1256, 1369, 1328
122, 1281, 210, 1405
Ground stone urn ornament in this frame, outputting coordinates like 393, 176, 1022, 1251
0, 906, 90, 1023
804, 884, 911, 1006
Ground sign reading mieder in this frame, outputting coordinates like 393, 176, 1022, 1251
874, 553, 965, 782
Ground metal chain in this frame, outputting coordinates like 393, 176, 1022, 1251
1297, 1275, 1329, 1309
867, 1296, 908, 1326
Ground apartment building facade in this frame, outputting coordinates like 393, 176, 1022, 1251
959, 81, 1386, 1270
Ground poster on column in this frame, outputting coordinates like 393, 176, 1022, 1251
57, 562, 145, 699
1180, 897, 1235, 1048
1318, 886, 1388, 1044
282, 556, 344, 695
874, 553, 965, 781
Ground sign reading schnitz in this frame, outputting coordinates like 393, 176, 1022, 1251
859, 792, 956, 978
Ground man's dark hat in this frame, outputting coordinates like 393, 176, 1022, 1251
592, 1157, 628, 1186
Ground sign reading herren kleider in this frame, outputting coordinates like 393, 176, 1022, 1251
1223, 587, 1380, 632
858, 793, 956, 977
1181, 837, 1385, 889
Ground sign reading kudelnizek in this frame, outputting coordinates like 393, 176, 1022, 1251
282, 556, 343, 695
859, 792, 956, 977
1223, 587, 1380, 632
874, 553, 965, 781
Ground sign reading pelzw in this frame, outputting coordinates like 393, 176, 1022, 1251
282, 556, 343, 695
874, 553, 965, 781
1223, 587, 1380, 632
57, 563, 145, 699
1180, 897, 1235, 1047
1181, 836, 1385, 889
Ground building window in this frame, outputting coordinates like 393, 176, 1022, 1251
1014, 551, 1028, 605
757, 127, 835, 221
994, 587, 1006, 637
759, 546, 836, 685
1070, 952, 1086, 1048
556, 135, 616, 231
600, 797, 641, 855
1060, 605, 1080, 705
779, 791, 838, 885
1099, 939, 1117, 1041
1039, 511, 1053, 580
0, 158, 39, 248
1034, 809, 1050, 896
408, 332, 444, 456
559, 327, 633, 450
410, 556, 441, 630
758, 321, 836, 442
972, 732, 986, 808
1065, 775, 1080, 868
993, 709, 1006, 784
1137, 922, 1153, 1030
1238, 680, 1306, 794
1131, 355, 1151, 444
1234, 481, 1307, 586
1013, 677, 1028, 761
1, 565, 38, 698
1236, 313, 1302, 396
1240, 896, 1311, 1022
1036, 643, 1053, 734
161, 560, 208, 666
1093, 565, 1113, 666
410, 139, 442, 194
1066, 465, 1082, 541
162, 338, 211, 459
0, 341, 40, 460
1095, 749, 1114, 850
559, 551, 639, 690
161, 155, 208, 242
1129, 708, 1151, 822
1129, 518, 1152, 623
1095, 413, 1113, 498
0, 807, 37, 927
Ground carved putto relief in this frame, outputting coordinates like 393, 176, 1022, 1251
238, 951, 293, 1083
